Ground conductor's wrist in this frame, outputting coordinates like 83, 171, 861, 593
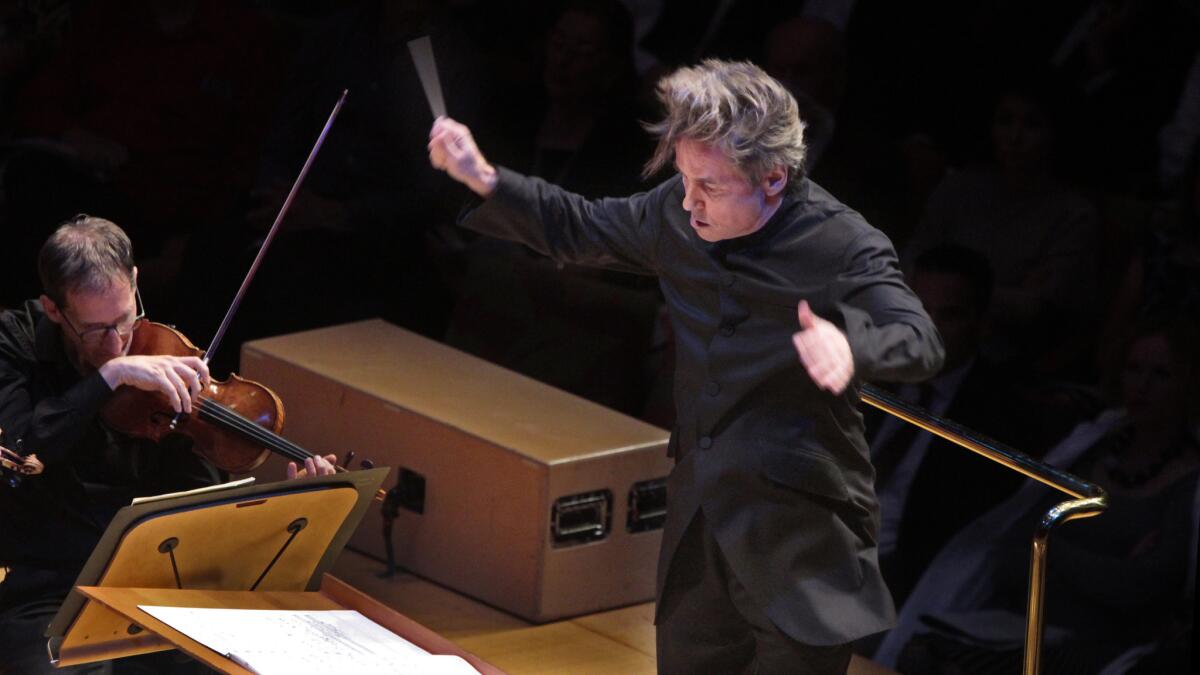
472, 162, 498, 198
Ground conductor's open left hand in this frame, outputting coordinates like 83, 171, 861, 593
792, 301, 854, 395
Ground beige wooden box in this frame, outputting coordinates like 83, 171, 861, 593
240, 319, 672, 622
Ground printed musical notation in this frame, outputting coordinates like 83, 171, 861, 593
139, 605, 479, 674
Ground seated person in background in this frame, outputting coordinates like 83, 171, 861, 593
5, 0, 283, 314
762, 14, 847, 173
1099, 149, 1200, 371
0, 215, 334, 675
445, 0, 660, 418
876, 319, 1200, 674
904, 78, 1100, 378
866, 244, 1038, 607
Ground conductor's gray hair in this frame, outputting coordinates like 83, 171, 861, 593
643, 59, 807, 193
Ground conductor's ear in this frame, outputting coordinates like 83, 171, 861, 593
763, 165, 788, 198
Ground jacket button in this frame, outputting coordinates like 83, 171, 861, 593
705, 381, 720, 396
720, 324, 735, 337
699, 436, 713, 449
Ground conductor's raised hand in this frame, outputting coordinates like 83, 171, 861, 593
428, 117, 498, 197
792, 301, 854, 395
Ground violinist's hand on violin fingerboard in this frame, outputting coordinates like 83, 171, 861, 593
99, 355, 211, 414
428, 117, 498, 198
287, 454, 338, 480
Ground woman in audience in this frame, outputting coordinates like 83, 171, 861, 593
876, 320, 1199, 674
904, 79, 1100, 377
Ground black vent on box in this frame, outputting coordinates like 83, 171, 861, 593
550, 490, 612, 546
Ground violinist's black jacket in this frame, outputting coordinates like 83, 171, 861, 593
0, 301, 214, 590
461, 168, 944, 645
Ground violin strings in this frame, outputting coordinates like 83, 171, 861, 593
200, 401, 310, 461
195, 399, 314, 463
195, 401, 305, 461
201, 404, 310, 463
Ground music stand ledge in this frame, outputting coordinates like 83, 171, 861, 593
74, 575, 500, 674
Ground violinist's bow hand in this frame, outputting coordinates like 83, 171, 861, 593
99, 355, 210, 414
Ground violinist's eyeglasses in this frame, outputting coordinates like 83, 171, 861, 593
59, 286, 145, 345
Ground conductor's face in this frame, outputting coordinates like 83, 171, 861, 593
675, 138, 786, 243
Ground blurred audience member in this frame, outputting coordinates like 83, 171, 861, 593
0, 0, 72, 131
1100, 150, 1200, 373
9, 0, 282, 311
482, 0, 648, 198
178, 0, 492, 370
763, 14, 846, 171
866, 245, 1036, 607
1157, 49, 1200, 194
1047, 0, 1197, 194
634, 0, 798, 72
876, 320, 1200, 674
446, 0, 659, 416
905, 79, 1099, 378
626, 0, 809, 113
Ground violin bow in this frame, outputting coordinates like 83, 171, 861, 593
164, 90, 346, 433
204, 89, 348, 366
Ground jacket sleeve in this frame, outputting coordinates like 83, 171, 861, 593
831, 226, 945, 383
0, 323, 113, 467
458, 167, 666, 275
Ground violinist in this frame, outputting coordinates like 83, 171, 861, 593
0, 215, 335, 674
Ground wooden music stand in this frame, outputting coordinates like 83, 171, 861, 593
73, 575, 499, 674
44, 469, 406, 669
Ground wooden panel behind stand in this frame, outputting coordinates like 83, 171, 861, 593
241, 319, 673, 622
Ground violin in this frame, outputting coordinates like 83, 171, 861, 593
99, 321, 312, 475
0, 431, 43, 487
96, 91, 380, 491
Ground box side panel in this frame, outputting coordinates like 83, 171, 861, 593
336, 387, 546, 619
243, 344, 545, 619
536, 443, 673, 621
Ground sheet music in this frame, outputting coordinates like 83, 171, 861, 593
131, 477, 256, 505
138, 605, 479, 675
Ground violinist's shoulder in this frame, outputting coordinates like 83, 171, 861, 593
0, 300, 41, 365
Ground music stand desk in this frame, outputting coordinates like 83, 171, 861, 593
47, 470, 389, 667
77, 574, 500, 674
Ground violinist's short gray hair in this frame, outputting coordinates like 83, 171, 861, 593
643, 59, 807, 193
39, 214, 134, 306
